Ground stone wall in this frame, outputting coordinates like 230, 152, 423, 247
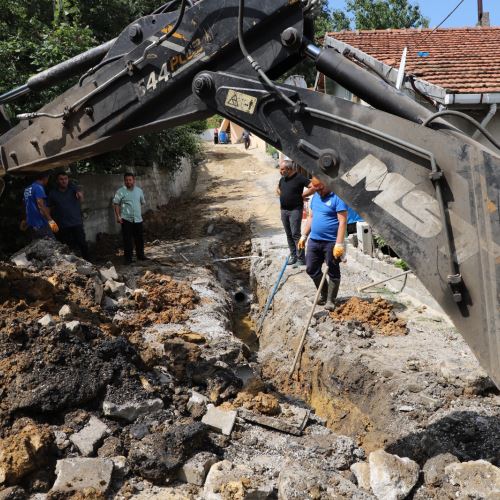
78, 158, 195, 242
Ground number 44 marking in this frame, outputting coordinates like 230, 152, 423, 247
147, 63, 171, 92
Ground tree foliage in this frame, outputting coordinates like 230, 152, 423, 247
0, 0, 204, 172
333, 0, 429, 31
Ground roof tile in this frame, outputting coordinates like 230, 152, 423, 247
328, 27, 500, 94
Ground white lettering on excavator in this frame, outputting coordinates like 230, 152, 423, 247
341, 155, 442, 238
342, 154, 500, 265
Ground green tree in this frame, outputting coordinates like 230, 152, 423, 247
331, 9, 351, 31
0, 0, 204, 173
346, 0, 429, 30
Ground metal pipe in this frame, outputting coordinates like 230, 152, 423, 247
0, 85, 30, 104
305, 43, 436, 125
472, 103, 497, 140
478, 0, 483, 24
357, 270, 413, 292
27, 38, 116, 91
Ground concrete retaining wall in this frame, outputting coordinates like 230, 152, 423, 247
78, 158, 195, 242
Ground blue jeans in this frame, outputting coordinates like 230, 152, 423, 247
281, 208, 304, 260
306, 239, 340, 280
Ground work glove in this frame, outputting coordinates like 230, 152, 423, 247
333, 242, 345, 260
298, 235, 307, 250
48, 220, 59, 234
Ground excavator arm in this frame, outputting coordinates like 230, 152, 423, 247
1, 0, 499, 388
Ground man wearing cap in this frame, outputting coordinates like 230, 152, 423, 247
298, 176, 347, 311
277, 157, 311, 266
23, 172, 59, 240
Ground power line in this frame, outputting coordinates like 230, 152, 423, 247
416, 0, 466, 47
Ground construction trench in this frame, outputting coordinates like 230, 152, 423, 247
0, 144, 499, 499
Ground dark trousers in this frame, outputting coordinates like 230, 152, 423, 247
122, 220, 144, 261
58, 225, 89, 260
306, 239, 340, 280
30, 225, 54, 241
281, 208, 304, 260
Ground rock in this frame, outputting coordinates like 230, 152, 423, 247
98, 436, 123, 458
188, 391, 209, 405
369, 450, 420, 500
202, 405, 237, 436
351, 462, 371, 491
76, 264, 95, 277
100, 266, 119, 282
69, 416, 110, 457
10, 254, 30, 268
103, 296, 118, 310
207, 224, 215, 235
58, 304, 72, 320
129, 423, 210, 485
94, 279, 104, 305
0, 486, 26, 500
0, 424, 54, 486
130, 424, 150, 440
103, 398, 164, 423
177, 452, 219, 486
278, 461, 372, 499
422, 453, 458, 486
445, 460, 500, 498
51, 457, 113, 493
64, 320, 81, 334
204, 460, 275, 500
110, 455, 128, 476
37, 314, 54, 327
104, 279, 127, 298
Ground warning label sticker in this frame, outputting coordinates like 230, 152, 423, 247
225, 90, 257, 114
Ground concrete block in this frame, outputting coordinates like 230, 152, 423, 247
369, 449, 419, 500
51, 458, 113, 493
351, 462, 371, 491
99, 266, 118, 282
104, 279, 127, 298
58, 305, 72, 320
177, 452, 218, 486
201, 405, 236, 436
11, 253, 30, 267
38, 314, 54, 327
65, 321, 81, 334
70, 416, 110, 457
103, 398, 164, 423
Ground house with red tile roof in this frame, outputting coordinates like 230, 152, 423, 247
318, 27, 500, 144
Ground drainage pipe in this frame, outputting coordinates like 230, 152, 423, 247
472, 103, 497, 140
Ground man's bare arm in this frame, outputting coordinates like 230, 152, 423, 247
336, 211, 347, 244
36, 198, 52, 221
113, 204, 123, 224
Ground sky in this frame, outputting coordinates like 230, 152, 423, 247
328, 0, 499, 28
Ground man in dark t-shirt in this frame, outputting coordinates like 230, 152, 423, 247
48, 172, 89, 260
277, 158, 311, 266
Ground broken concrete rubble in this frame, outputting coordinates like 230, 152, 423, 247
69, 416, 110, 457
368, 450, 419, 500
100, 265, 119, 282
37, 314, 54, 327
177, 452, 219, 486
51, 457, 114, 493
445, 460, 500, 498
202, 405, 237, 436
103, 397, 164, 423
58, 304, 72, 320
422, 453, 458, 487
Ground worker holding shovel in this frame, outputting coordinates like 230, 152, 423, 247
298, 176, 347, 311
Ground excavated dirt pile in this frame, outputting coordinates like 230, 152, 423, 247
330, 297, 408, 337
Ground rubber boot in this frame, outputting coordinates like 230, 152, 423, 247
325, 279, 340, 312
312, 276, 328, 305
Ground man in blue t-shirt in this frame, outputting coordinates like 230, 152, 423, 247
23, 172, 58, 240
298, 176, 347, 311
